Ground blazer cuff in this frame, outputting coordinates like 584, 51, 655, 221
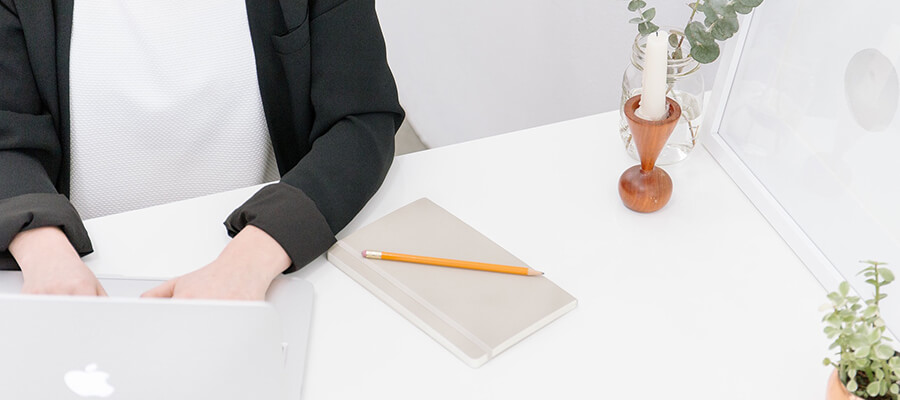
0, 193, 93, 270
224, 183, 336, 273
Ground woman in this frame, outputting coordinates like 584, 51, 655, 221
0, 0, 404, 300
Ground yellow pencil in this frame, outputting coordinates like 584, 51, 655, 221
362, 250, 544, 276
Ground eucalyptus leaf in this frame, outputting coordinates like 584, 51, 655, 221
668, 33, 680, 48
733, 3, 753, 14
690, 42, 720, 64
882, 269, 895, 283
847, 379, 858, 392
736, 0, 764, 7
685, 21, 713, 46
706, 0, 737, 19
638, 22, 660, 36
823, 358, 832, 366
642, 8, 656, 21
695, 1, 714, 16
628, 0, 647, 12
703, 12, 720, 28
892, 384, 899, 394
710, 15, 740, 41
629, 17, 644, 24
706, 0, 729, 10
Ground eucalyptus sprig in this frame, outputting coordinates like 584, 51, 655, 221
823, 261, 900, 399
626, 0, 659, 36
625, 0, 765, 64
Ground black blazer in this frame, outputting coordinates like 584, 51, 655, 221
0, 0, 404, 271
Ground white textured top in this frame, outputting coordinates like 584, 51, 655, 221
69, 0, 280, 219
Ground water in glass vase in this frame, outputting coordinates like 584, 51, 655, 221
619, 28, 706, 165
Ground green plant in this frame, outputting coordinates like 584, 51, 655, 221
823, 261, 900, 399
625, 0, 764, 64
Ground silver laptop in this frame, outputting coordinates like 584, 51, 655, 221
0, 271, 313, 399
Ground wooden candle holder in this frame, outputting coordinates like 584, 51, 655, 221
618, 95, 682, 213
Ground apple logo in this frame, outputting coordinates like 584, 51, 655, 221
64, 363, 115, 398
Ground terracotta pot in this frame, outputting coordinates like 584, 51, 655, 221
827, 369, 864, 400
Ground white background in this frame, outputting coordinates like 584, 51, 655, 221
376, 0, 719, 147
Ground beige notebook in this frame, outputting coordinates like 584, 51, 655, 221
326, 198, 577, 368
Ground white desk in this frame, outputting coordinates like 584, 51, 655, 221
82, 110, 833, 399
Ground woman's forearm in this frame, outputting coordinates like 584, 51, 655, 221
9, 226, 83, 273
11, 226, 107, 296
218, 225, 292, 281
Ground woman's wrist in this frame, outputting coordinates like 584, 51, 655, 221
9, 227, 82, 274
216, 225, 291, 283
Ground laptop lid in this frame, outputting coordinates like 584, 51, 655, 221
0, 294, 286, 399
0, 271, 314, 400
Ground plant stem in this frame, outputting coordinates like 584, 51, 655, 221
875, 263, 882, 308
675, 1, 701, 52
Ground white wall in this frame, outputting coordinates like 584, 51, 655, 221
376, 1, 718, 148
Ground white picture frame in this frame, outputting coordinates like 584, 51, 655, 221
701, 0, 900, 325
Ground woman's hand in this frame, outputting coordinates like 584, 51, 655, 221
141, 225, 291, 301
10, 227, 108, 296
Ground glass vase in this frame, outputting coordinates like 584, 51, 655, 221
619, 28, 705, 165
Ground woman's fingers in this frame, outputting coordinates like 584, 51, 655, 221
140, 279, 177, 298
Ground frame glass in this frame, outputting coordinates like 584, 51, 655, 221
702, 0, 900, 324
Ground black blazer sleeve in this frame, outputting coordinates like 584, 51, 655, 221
0, 0, 91, 267
225, 0, 405, 272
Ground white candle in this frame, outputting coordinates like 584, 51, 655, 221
636, 30, 669, 121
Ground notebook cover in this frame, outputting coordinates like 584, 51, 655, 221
326, 198, 577, 368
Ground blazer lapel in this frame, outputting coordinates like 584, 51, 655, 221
12, 1, 59, 122
54, 0, 74, 196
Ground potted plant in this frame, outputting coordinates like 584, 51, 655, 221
619, 0, 764, 165
823, 261, 900, 400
